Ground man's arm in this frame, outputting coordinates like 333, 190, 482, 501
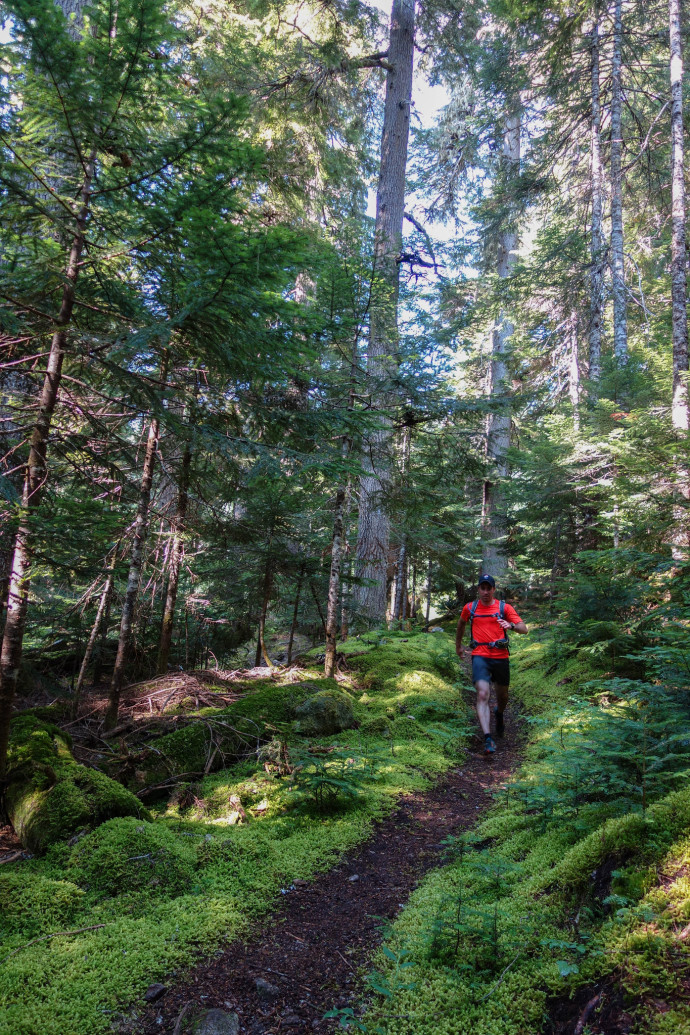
497, 615, 528, 634
456, 617, 467, 656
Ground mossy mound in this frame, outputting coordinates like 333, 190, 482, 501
360, 715, 392, 736
0, 872, 85, 936
390, 714, 427, 741
153, 720, 248, 778
5, 715, 149, 855
346, 633, 458, 691
68, 816, 197, 896
138, 681, 346, 785
294, 689, 357, 736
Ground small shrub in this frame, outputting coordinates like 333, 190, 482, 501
288, 746, 379, 812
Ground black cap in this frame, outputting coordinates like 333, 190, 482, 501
478, 574, 496, 588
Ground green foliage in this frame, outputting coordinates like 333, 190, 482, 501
288, 744, 380, 812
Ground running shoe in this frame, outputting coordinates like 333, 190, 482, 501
494, 707, 505, 738
484, 734, 496, 755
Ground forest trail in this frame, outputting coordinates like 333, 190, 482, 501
139, 693, 523, 1035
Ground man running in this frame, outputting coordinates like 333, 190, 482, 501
455, 575, 528, 755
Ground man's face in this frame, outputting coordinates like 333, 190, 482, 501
478, 582, 495, 604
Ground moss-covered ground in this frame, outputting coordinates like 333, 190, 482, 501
361, 625, 690, 1035
0, 631, 468, 1035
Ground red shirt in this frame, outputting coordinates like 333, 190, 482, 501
460, 600, 522, 659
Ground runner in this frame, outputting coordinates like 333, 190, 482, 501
455, 575, 528, 755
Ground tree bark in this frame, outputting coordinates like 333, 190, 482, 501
569, 312, 581, 431
392, 425, 411, 625
669, 0, 689, 432
392, 541, 407, 624
610, 0, 627, 362
353, 0, 415, 624
589, 4, 605, 388
325, 483, 348, 677
257, 560, 274, 669
157, 437, 191, 674
0, 155, 94, 777
104, 409, 161, 729
287, 567, 304, 665
481, 113, 520, 580
425, 557, 432, 629
71, 548, 118, 718
325, 335, 357, 676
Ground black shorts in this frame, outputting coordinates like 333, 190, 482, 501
471, 655, 510, 686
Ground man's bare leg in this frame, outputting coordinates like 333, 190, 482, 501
474, 679, 492, 735
495, 683, 509, 714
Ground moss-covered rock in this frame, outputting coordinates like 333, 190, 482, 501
5, 715, 149, 855
68, 816, 197, 896
294, 689, 357, 736
0, 872, 85, 936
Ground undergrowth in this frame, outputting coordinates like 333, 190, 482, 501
0, 630, 468, 1035
357, 624, 690, 1035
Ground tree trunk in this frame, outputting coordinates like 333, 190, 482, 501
92, 585, 113, 686
610, 0, 627, 362
325, 335, 357, 675
0, 155, 94, 777
392, 424, 411, 626
669, 0, 689, 432
393, 540, 407, 624
481, 113, 520, 581
104, 410, 161, 729
353, 0, 415, 624
71, 548, 118, 718
310, 582, 327, 637
589, 4, 605, 388
325, 485, 347, 677
256, 558, 274, 668
569, 312, 581, 431
425, 557, 432, 629
287, 568, 304, 665
340, 568, 350, 642
157, 438, 191, 674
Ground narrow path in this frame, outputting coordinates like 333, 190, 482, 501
140, 703, 523, 1035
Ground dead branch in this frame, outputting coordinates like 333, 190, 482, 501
0, 924, 107, 965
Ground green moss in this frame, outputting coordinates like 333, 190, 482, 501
0, 873, 85, 937
0, 629, 467, 1035
294, 689, 356, 735
362, 622, 690, 1035
5, 716, 149, 854
68, 817, 197, 896
360, 715, 391, 736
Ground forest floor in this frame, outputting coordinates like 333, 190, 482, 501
137, 688, 523, 1035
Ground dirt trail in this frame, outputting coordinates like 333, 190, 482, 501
140, 699, 523, 1035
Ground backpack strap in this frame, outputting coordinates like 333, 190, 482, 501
468, 599, 480, 650
468, 597, 510, 653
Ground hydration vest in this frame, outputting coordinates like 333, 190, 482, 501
468, 598, 510, 652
